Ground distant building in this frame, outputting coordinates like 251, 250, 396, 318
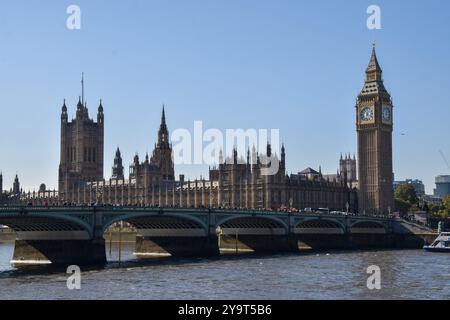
420, 194, 442, 206
340, 153, 357, 182
208, 147, 357, 211
434, 175, 450, 199
59, 98, 175, 204
298, 167, 321, 180
393, 179, 425, 195
0, 174, 28, 205
58, 97, 105, 199
12, 174, 20, 195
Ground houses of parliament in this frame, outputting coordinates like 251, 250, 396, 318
1, 46, 394, 215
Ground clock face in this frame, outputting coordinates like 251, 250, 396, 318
383, 106, 391, 121
360, 107, 374, 122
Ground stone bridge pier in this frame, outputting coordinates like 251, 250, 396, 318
103, 211, 220, 258
215, 216, 297, 254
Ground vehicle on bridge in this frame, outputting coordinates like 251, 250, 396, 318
423, 232, 450, 253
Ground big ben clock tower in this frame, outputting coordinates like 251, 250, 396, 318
356, 45, 394, 215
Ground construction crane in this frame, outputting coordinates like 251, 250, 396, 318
439, 150, 450, 171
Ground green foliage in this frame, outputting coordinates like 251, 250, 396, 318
428, 203, 441, 214
443, 195, 450, 210
435, 210, 449, 218
394, 184, 419, 215
394, 184, 418, 205
429, 195, 450, 218
394, 198, 411, 215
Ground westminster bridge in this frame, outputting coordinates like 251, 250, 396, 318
0, 206, 435, 265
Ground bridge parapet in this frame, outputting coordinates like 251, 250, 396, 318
0, 206, 397, 237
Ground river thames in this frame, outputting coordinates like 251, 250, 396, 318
0, 242, 448, 300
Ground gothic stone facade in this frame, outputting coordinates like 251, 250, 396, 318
58, 98, 104, 199
208, 145, 357, 211
55, 98, 356, 210
59, 102, 175, 204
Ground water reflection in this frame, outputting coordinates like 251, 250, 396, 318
0, 242, 449, 300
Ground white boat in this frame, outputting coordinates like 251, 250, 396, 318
423, 232, 450, 253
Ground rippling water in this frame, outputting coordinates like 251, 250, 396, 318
0, 242, 448, 300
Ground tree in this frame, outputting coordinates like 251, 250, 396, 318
443, 195, 450, 210
436, 209, 449, 218
394, 198, 411, 215
429, 196, 450, 218
428, 203, 441, 215
437, 195, 450, 218
395, 184, 418, 205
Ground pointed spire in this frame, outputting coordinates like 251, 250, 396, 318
157, 104, 169, 146
62, 99, 67, 110
98, 99, 104, 113
366, 43, 382, 73
161, 104, 166, 125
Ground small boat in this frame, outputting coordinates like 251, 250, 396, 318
423, 232, 450, 253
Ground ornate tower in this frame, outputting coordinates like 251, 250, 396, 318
58, 88, 105, 198
356, 45, 394, 215
151, 105, 175, 180
112, 147, 124, 180
12, 174, 20, 195
340, 153, 357, 182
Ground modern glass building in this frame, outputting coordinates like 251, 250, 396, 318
434, 175, 450, 198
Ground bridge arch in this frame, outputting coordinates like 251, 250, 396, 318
102, 212, 209, 236
102, 211, 215, 258
349, 221, 387, 234
0, 212, 93, 239
215, 215, 289, 235
294, 218, 345, 234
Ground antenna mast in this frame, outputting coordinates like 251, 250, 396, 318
81, 72, 85, 105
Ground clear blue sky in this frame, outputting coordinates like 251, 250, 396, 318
0, 0, 449, 194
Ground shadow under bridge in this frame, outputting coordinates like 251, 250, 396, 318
102, 210, 216, 258
215, 214, 294, 253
